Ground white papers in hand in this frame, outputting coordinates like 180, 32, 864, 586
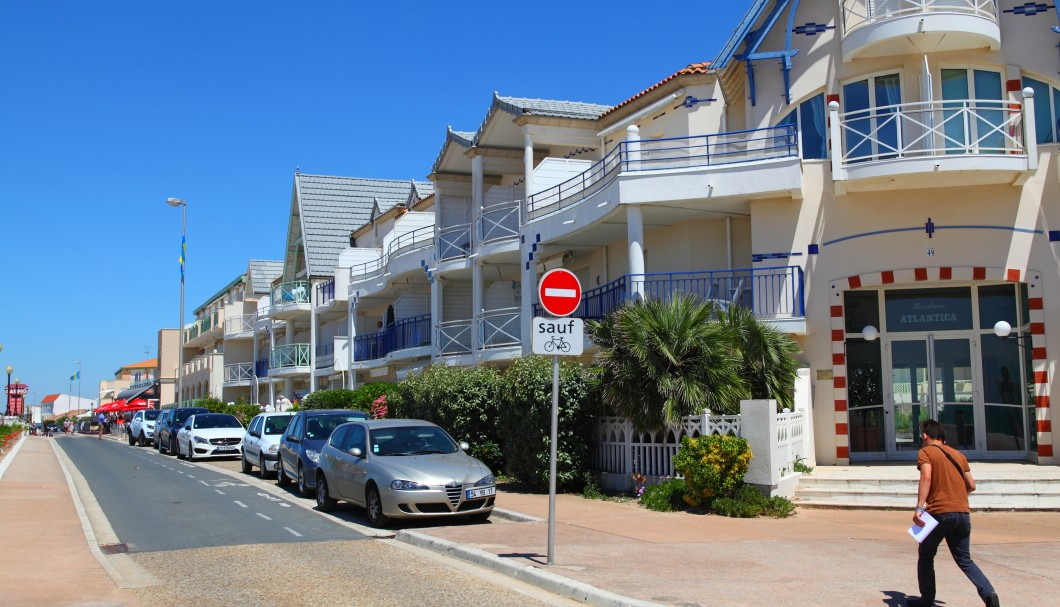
908, 511, 939, 543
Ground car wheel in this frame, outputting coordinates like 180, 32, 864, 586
241, 453, 252, 474
365, 485, 389, 528
276, 459, 290, 487
297, 464, 311, 497
259, 455, 271, 480
138, 431, 146, 447
316, 475, 337, 512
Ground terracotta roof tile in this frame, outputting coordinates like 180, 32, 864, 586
601, 62, 712, 119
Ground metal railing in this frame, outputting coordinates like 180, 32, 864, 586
592, 412, 741, 478
349, 256, 385, 281
524, 125, 797, 221
224, 313, 255, 335
388, 224, 435, 260
223, 362, 254, 382
837, 99, 1024, 165
437, 318, 472, 355
437, 224, 472, 261
273, 281, 310, 306
842, 0, 998, 34
478, 307, 521, 349
353, 314, 432, 361
269, 343, 310, 369
316, 280, 335, 307
534, 267, 805, 320
477, 201, 521, 245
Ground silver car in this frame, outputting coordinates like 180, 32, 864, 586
315, 419, 496, 527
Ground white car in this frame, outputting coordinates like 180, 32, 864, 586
128, 409, 161, 447
176, 413, 245, 461
241, 411, 295, 478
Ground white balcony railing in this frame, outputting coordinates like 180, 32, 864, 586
478, 307, 521, 349
349, 256, 385, 281
834, 98, 1026, 167
842, 0, 998, 34
224, 314, 255, 336
437, 224, 472, 261
477, 201, 521, 245
437, 319, 472, 355
223, 362, 254, 382
270, 343, 310, 369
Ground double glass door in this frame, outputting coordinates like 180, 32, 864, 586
888, 335, 977, 454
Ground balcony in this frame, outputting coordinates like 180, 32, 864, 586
522, 126, 800, 242
477, 200, 520, 258
184, 310, 221, 348
478, 308, 521, 361
830, 97, 1034, 192
351, 225, 435, 297
353, 315, 432, 363
316, 280, 335, 307
437, 224, 472, 268
224, 313, 255, 338
269, 343, 311, 376
841, 0, 1000, 61
271, 281, 311, 319
534, 267, 806, 334
255, 357, 269, 378
350, 256, 385, 283
223, 362, 254, 385
437, 318, 472, 356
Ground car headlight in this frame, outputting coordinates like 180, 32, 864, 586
267, 444, 279, 454
391, 480, 430, 490
193, 436, 209, 444
305, 449, 320, 463
474, 474, 495, 487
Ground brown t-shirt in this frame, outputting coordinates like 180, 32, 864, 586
916, 443, 971, 514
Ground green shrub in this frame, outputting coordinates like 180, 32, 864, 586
192, 398, 260, 426
496, 355, 600, 492
300, 389, 358, 410
672, 434, 752, 508
709, 484, 796, 518
640, 478, 686, 512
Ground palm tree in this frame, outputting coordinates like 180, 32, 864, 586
587, 294, 747, 431
719, 304, 802, 410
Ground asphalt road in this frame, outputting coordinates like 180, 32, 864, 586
55, 434, 578, 607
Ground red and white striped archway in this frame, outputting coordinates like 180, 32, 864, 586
828, 266, 1052, 463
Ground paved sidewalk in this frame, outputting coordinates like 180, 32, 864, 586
3, 433, 1060, 607
0, 434, 140, 607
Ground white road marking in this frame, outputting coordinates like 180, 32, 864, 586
256, 513, 272, 520
278, 503, 291, 508
215, 489, 226, 495
284, 527, 302, 537
234, 501, 248, 508
199, 480, 210, 486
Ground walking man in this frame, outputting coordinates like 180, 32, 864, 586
909, 419, 999, 607
97, 411, 106, 440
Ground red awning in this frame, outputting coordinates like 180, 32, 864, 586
96, 400, 126, 413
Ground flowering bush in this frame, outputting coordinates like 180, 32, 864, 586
369, 395, 388, 419
672, 434, 752, 508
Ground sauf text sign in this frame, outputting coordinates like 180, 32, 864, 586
532, 317, 584, 356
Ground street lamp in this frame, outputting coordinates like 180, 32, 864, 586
167, 197, 187, 407
5, 364, 11, 417
13, 377, 20, 420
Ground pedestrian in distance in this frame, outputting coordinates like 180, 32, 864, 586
97, 411, 106, 440
908, 419, 999, 607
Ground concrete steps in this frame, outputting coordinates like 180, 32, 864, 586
794, 463, 1060, 510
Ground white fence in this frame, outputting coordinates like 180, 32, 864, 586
592, 409, 806, 481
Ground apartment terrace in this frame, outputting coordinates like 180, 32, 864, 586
841, 0, 1000, 61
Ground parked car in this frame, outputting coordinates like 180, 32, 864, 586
277, 409, 369, 497
314, 419, 495, 527
156, 406, 210, 455
176, 413, 245, 461
128, 409, 161, 447
152, 410, 173, 449
241, 411, 295, 478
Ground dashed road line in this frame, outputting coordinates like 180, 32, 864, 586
234, 501, 248, 508
284, 527, 302, 537
215, 489, 226, 495
256, 513, 272, 520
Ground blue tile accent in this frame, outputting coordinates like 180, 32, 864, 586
525, 261, 530, 270
925, 217, 935, 239
751, 251, 802, 263
1050, 230, 1060, 241
1005, 2, 1054, 16
808, 244, 819, 255
680, 95, 717, 108
535, 234, 541, 243
520, 235, 525, 244
793, 22, 834, 36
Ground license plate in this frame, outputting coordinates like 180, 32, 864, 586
215, 447, 236, 453
466, 486, 496, 499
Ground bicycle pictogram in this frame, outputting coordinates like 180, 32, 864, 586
543, 335, 571, 353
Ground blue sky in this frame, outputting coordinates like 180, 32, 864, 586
0, 1, 749, 408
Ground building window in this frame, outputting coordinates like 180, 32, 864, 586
1022, 76, 1060, 144
777, 93, 827, 159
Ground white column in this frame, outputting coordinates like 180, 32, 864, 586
310, 281, 317, 393
627, 204, 645, 302
625, 125, 641, 171
471, 154, 485, 359
472, 154, 484, 244
347, 299, 357, 389
430, 277, 442, 361
284, 319, 293, 401
472, 262, 483, 357
829, 101, 842, 181
524, 132, 534, 199
1023, 87, 1038, 171
520, 247, 534, 355
740, 399, 781, 496
268, 323, 276, 407
252, 323, 259, 405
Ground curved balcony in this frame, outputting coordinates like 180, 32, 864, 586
476, 201, 521, 258
271, 281, 311, 319
222, 362, 254, 386
351, 226, 435, 298
830, 97, 1033, 191
437, 318, 472, 357
184, 311, 221, 348
477, 307, 522, 362
349, 256, 385, 284
352, 314, 432, 365
224, 313, 255, 339
268, 343, 311, 377
436, 224, 472, 272
841, 0, 1000, 61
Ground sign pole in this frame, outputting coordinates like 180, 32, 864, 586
547, 353, 559, 565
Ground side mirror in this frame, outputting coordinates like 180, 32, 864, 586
459, 441, 470, 451
348, 447, 363, 458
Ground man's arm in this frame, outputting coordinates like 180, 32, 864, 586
913, 462, 932, 525
963, 468, 976, 493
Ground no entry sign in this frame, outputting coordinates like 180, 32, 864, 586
538, 269, 582, 317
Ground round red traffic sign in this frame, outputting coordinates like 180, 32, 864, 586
538, 268, 582, 317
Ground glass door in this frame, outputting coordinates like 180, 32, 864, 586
843, 73, 902, 162
888, 335, 976, 455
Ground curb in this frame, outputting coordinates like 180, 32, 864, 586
396, 529, 662, 607
491, 507, 544, 523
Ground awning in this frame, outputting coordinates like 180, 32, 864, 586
116, 382, 157, 402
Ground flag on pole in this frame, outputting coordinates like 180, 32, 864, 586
69, 371, 79, 381
179, 234, 186, 281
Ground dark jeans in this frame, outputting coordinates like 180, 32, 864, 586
918, 512, 995, 602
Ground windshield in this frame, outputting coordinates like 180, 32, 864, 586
143, 410, 160, 420
192, 414, 242, 429
304, 413, 369, 440
368, 425, 459, 456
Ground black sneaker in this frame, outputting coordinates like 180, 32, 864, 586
983, 592, 1000, 607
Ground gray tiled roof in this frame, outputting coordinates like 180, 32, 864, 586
248, 260, 282, 294
430, 126, 477, 175
493, 93, 611, 120
295, 174, 435, 277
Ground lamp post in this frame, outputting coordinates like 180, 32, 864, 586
13, 377, 20, 420
167, 197, 187, 407
5, 364, 11, 417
